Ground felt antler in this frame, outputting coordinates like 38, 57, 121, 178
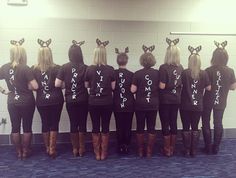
124, 47, 129, 53
214, 40, 227, 49
115, 47, 129, 54
10, 38, 25, 46
221, 41, 227, 48
188, 45, 202, 55
166, 38, 179, 46
72, 40, 85, 46
38, 39, 52, 47
142, 45, 155, 53
96, 38, 109, 47
142, 45, 148, 53
115, 48, 120, 54
214, 41, 220, 48
18, 38, 25, 45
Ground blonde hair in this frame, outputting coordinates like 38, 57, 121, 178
10, 45, 27, 68
93, 46, 107, 65
140, 52, 156, 68
35, 47, 54, 72
164, 45, 180, 66
188, 54, 201, 80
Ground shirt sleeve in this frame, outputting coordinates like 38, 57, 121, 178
56, 65, 65, 81
110, 67, 115, 82
204, 71, 211, 87
132, 72, 139, 86
24, 66, 35, 82
229, 69, 236, 84
84, 67, 90, 82
159, 66, 167, 83
0, 67, 5, 80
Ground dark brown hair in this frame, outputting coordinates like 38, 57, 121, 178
140, 52, 156, 68
211, 48, 228, 66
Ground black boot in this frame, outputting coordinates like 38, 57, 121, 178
212, 128, 223, 155
190, 131, 200, 157
182, 131, 191, 157
202, 128, 212, 154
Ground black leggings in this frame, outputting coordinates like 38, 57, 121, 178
66, 102, 88, 133
8, 103, 35, 133
114, 112, 133, 146
159, 104, 179, 136
180, 110, 201, 131
135, 110, 157, 134
89, 105, 112, 134
37, 103, 63, 132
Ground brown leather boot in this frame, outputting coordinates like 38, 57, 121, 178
22, 133, 32, 159
11, 133, 22, 159
146, 133, 156, 158
182, 131, 191, 157
170, 134, 177, 156
92, 133, 101, 160
42, 132, 50, 155
136, 133, 145, 158
49, 131, 57, 159
163, 135, 171, 157
79, 132, 86, 157
190, 130, 200, 157
70, 133, 79, 157
101, 133, 109, 160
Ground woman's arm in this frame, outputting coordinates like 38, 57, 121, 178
28, 79, 38, 90
0, 86, 10, 95
111, 81, 116, 90
205, 85, 211, 91
130, 84, 137, 93
159, 82, 166, 89
55, 78, 64, 88
230, 82, 236, 90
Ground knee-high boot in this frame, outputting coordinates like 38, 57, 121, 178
79, 132, 86, 157
11, 133, 22, 159
22, 133, 32, 159
190, 130, 200, 157
182, 131, 191, 157
163, 135, 171, 157
42, 132, 50, 155
212, 128, 223, 154
170, 134, 177, 156
146, 133, 156, 158
49, 131, 57, 158
70, 133, 79, 157
202, 128, 212, 154
92, 133, 101, 160
101, 133, 109, 160
136, 133, 145, 158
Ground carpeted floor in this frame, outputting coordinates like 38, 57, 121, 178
0, 139, 236, 178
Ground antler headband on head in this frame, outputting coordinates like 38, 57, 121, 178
10, 38, 25, 46
115, 47, 129, 54
214, 40, 227, 49
142, 45, 155, 53
188, 45, 202, 55
166, 38, 179, 46
96, 38, 109, 47
72, 40, 85, 46
37, 39, 52, 47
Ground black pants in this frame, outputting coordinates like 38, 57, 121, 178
37, 103, 63, 132
89, 105, 112, 134
202, 108, 224, 133
180, 110, 201, 131
159, 104, 179, 136
135, 110, 157, 134
114, 112, 133, 146
66, 102, 88, 133
8, 103, 35, 133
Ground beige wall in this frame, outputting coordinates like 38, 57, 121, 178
0, 0, 236, 134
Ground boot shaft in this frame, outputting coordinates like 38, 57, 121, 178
147, 133, 156, 157
70, 133, 80, 157
190, 130, 200, 157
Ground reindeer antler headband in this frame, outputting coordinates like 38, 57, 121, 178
142, 45, 155, 53
166, 38, 179, 46
37, 39, 52, 47
96, 38, 109, 47
115, 47, 129, 54
72, 40, 85, 46
10, 38, 25, 46
188, 45, 202, 56
214, 40, 227, 49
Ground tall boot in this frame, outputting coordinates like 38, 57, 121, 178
136, 133, 145, 158
182, 131, 191, 157
212, 128, 223, 155
190, 130, 200, 157
79, 132, 86, 157
163, 135, 171, 157
202, 128, 212, 154
70, 133, 79, 157
49, 131, 57, 158
11, 133, 22, 159
170, 134, 177, 156
101, 133, 109, 160
146, 133, 156, 158
92, 133, 101, 160
22, 133, 32, 159
42, 132, 50, 155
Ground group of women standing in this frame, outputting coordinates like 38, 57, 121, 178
0, 37, 235, 161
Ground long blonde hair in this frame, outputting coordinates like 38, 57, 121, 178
35, 47, 54, 72
164, 45, 180, 66
10, 45, 27, 68
188, 54, 201, 80
93, 46, 107, 65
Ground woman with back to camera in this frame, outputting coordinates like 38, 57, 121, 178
202, 41, 236, 155
159, 38, 183, 157
84, 38, 115, 160
131, 45, 159, 158
55, 40, 88, 157
0, 39, 38, 159
33, 39, 64, 158
113, 47, 134, 154
180, 46, 211, 157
